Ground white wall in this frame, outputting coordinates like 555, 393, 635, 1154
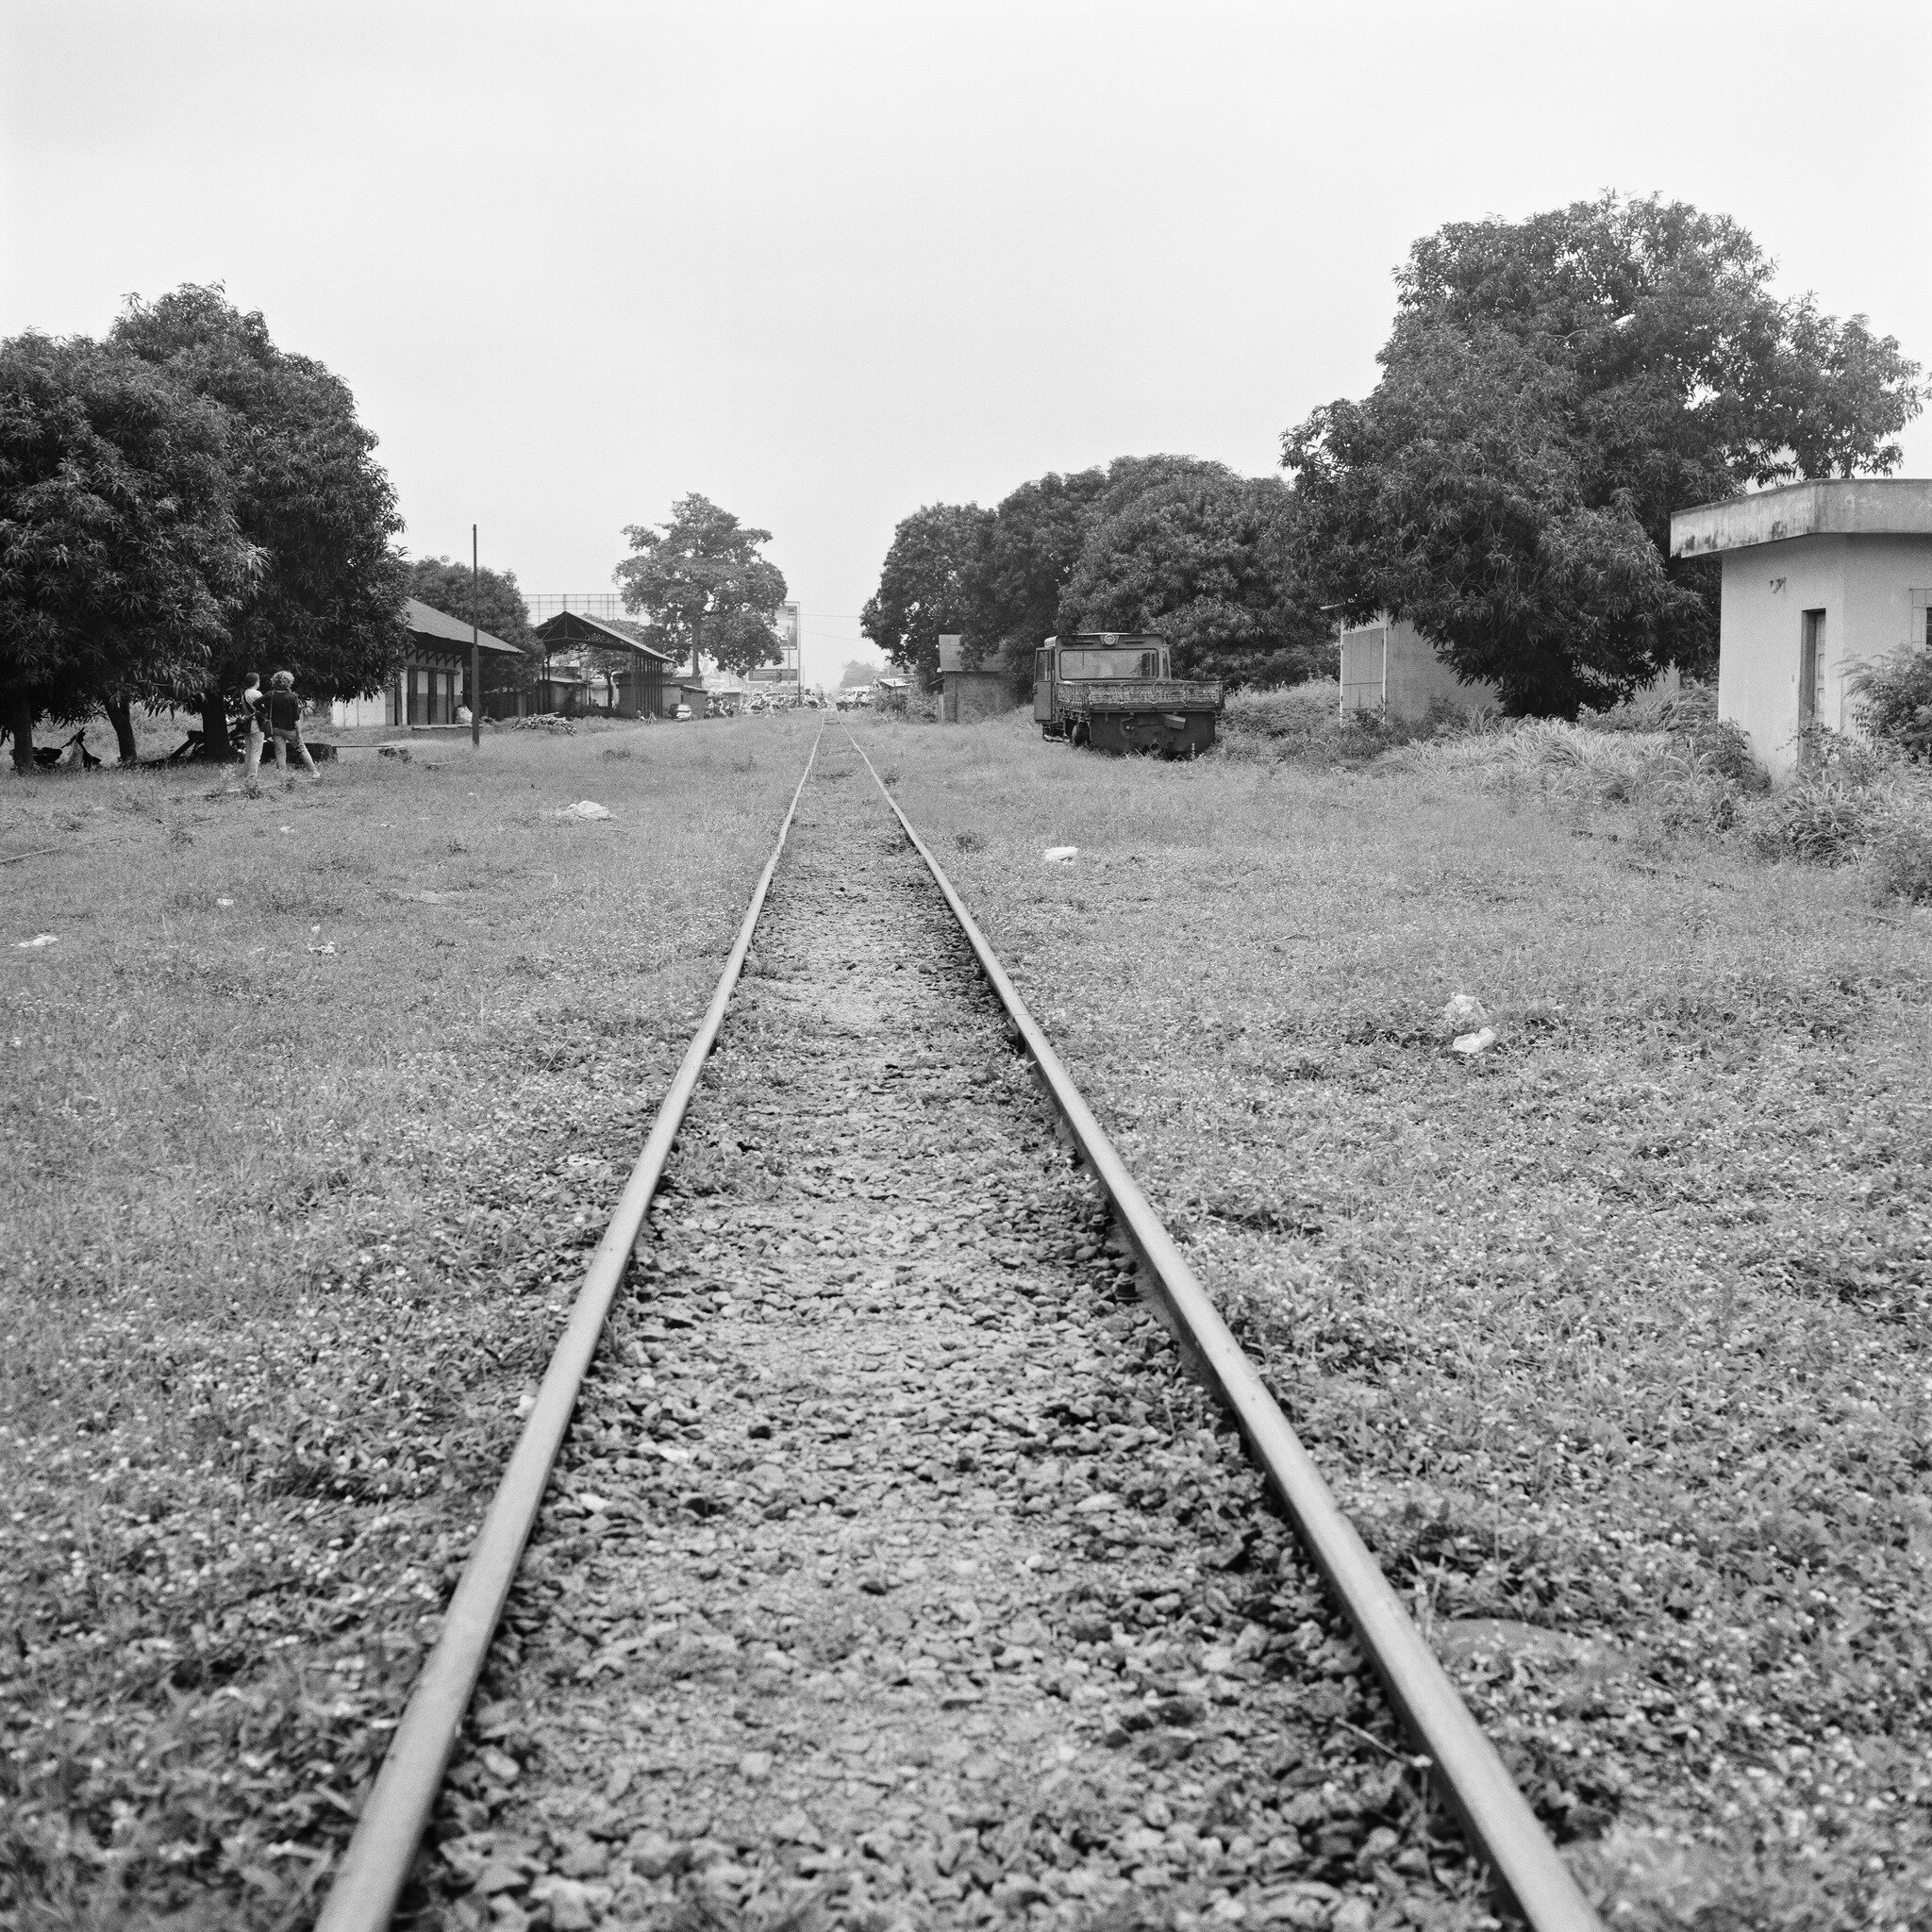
1718, 534, 1932, 781
1339, 619, 1498, 722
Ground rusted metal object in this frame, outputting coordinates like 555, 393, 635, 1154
1031, 632, 1224, 756
312, 736, 822, 1932
846, 733, 1604, 1932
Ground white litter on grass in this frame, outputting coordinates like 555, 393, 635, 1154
1441, 992, 1490, 1034
15, 934, 58, 949
1042, 846, 1078, 864
558, 800, 614, 821
215, 897, 234, 908
1452, 1026, 1498, 1058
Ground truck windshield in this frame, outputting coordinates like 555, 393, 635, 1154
1058, 649, 1164, 679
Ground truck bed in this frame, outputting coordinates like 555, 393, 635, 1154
1056, 679, 1224, 712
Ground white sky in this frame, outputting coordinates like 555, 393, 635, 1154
6, 0, 1928, 688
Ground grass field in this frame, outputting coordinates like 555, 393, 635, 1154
8, 700, 1930, 1930
859, 708, 1932, 1932
0, 716, 815, 1927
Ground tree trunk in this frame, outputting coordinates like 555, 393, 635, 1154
5, 687, 35, 773
200, 691, 236, 761
106, 698, 139, 765
690, 610, 704, 681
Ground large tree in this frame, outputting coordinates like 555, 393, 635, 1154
0, 331, 256, 770
613, 493, 787, 679
407, 556, 541, 701
860, 502, 992, 686
109, 286, 408, 754
1284, 192, 1924, 714
966, 467, 1108, 688
1058, 457, 1335, 685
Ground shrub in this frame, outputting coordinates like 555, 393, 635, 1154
1850, 642, 1932, 760
1745, 780, 1887, 862
1869, 818, 1932, 905
1220, 679, 1451, 767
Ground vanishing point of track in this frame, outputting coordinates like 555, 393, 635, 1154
316, 731, 1602, 1932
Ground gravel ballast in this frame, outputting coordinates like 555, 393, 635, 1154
420, 741, 1502, 1932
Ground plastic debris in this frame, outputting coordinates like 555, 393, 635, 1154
1451, 1026, 1498, 1058
1042, 846, 1078, 863
559, 800, 614, 821
15, 934, 58, 949
1440, 992, 1489, 1035
215, 897, 234, 908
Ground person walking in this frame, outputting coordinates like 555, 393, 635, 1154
249, 670, 319, 779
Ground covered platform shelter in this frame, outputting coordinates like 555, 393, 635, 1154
531, 611, 676, 718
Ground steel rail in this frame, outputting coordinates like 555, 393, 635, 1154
314, 731, 823, 1932
845, 732, 1603, 1932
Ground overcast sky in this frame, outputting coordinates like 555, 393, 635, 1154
6, 0, 1929, 685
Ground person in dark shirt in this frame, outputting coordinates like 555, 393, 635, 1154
246, 670, 319, 779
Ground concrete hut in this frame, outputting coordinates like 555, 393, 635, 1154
1338, 617, 1499, 725
936, 635, 1011, 723
1671, 479, 1932, 781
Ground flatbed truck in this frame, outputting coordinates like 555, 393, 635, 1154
1033, 633, 1224, 757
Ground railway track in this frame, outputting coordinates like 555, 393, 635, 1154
319, 733, 1601, 1932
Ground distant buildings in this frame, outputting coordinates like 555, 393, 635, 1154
749, 602, 802, 688
1671, 478, 1932, 780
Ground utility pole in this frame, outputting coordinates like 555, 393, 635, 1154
471, 525, 482, 749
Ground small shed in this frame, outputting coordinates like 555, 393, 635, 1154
1670, 478, 1932, 780
330, 598, 526, 729
531, 611, 676, 718
936, 635, 1010, 723
1339, 617, 1499, 724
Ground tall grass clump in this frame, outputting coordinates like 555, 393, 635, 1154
1850, 636, 1932, 762
1220, 679, 1451, 767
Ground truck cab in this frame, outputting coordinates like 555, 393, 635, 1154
1033, 633, 1224, 757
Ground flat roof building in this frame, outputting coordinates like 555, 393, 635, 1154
936, 635, 1011, 723
1338, 617, 1499, 725
1670, 479, 1932, 780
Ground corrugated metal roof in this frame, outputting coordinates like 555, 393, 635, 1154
531, 609, 675, 662
407, 597, 524, 657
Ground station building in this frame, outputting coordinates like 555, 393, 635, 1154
1670, 479, 1932, 781
330, 598, 526, 729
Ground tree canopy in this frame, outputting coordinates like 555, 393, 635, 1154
862, 458, 1332, 692
109, 286, 408, 736
1283, 192, 1924, 714
1057, 457, 1334, 685
968, 468, 1110, 682
614, 493, 788, 678
0, 331, 256, 768
860, 502, 991, 685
